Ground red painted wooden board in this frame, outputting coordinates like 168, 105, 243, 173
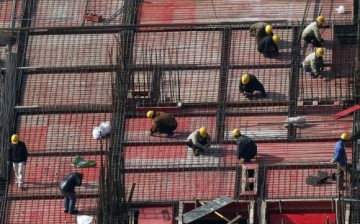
270, 213, 335, 224
138, 206, 173, 224
265, 167, 347, 199
332, 105, 360, 120
5, 198, 98, 224
17, 113, 111, 152
8, 155, 104, 197
221, 141, 351, 164
125, 170, 236, 202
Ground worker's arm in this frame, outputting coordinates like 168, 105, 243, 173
313, 25, 322, 41
310, 59, 319, 76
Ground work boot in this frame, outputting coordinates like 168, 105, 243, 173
70, 210, 79, 215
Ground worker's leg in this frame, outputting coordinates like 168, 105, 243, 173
337, 163, 345, 190
17, 162, 25, 187
12, 163, 19, 184
62, 191, 70, 212
67, 192, 77, 214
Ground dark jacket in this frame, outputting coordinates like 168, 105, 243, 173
239, 74, 266, 96
249, 22, 272, 42
235, 135, 257, 162
151, 112, 178, 134
8, 141, 28, 163
257, 35, 278, 56
60, 172, 83, 193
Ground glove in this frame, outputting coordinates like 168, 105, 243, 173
330, 159, 335, 163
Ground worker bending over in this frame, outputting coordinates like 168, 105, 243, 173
233, 129, 257, 163
302, 16, 325, 47
147, 110, 178, 137
258, 34, 280, 58
302, 48, 325, 79
249, 22, 273, 42
239, 74, 267, 99
186, 127, 211, 157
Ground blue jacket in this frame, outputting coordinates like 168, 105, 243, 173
333, 140, 347, 165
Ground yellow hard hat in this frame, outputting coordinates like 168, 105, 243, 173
272, 35, 280, 45
11, 134, 19, 144
241, 74, 250, 85
232, 129, 240, 137
265, 25, 273, 35
316, 16, 325, 25
146, 110, 154, 118
199, 127, 208, 137
316, 48, 325, 57
340, 132, 350, 141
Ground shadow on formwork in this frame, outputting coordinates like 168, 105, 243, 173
0, 19, 359, 223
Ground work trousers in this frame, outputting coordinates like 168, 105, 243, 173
12, 162, 25, 185
62, 191, 77, 212
337, 163, 352, 190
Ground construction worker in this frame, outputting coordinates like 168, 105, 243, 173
146, 110, 178, 137
249, 22, 273, 42
233, 129, 257, 163
302, 48, 325, 78
257, 34, 280, 57
239, 74, 267, 99
186, 127, 211, 157
7, 134, 28, 188
330, 133, 352, 190
0, 32, 16, 46
302, 16, 325, 47
59, 172, 83, 214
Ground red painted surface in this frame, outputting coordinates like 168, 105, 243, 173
139, 0, 196, 24
269, 213, 336, 224
8, 155, 104, 196
333, 105, 360, 119
125, 145, 187, 159
6, 198, 97, 224
17, 113, 111, 152
125, 170, 236, 202
138, 206, 173, 224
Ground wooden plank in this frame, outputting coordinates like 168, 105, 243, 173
332, 105, 360, 120
175, 196, 234, 223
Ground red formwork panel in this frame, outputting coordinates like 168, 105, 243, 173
231, 29, 293, 67
133, 31, 221, 66
129, 69, 221, 104
296, 114, 352, 139
124, 145, 221, 169
221, 141, 350, 164
265, 166, 345, 199
138, 0, 353, 24
298, 69, 352, 100
8, 155, 104, 197
125, 170, 236, 202
224, 115, 288, 141
26, 34, 117, 67
138, 206, 173, 224
5, 198, 98, 224
17, 113, 111, 152
227, 69, 290, 103
269, 213, 335, 224
124, 116, 216, 143
22, 73, 114, 106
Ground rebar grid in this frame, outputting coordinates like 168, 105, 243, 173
0, 0, 359, 223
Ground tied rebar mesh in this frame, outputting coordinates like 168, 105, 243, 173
0, 0, 360, 222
